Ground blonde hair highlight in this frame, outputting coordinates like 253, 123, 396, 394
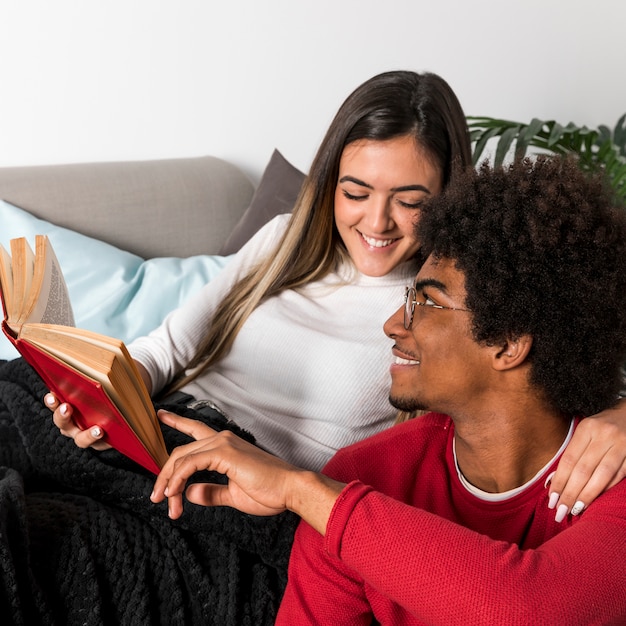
163, 178, 346, 395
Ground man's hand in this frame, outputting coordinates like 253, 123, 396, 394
150, 410, 344, 534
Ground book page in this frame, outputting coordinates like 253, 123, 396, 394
48, 325, 156, 420
20, 235, 75, 327
0, 244, 13, 318
9, 238, 34, 324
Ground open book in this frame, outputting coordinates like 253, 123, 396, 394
0, 235, 168, 474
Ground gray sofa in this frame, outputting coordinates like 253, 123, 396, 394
0, 155, 255, 259
0, 150, 305, 361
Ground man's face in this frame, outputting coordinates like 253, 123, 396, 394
383, 255, 493, 416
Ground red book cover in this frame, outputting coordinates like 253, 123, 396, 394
2, 320, 162, 475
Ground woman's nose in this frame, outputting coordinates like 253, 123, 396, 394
367, 198, 394, 233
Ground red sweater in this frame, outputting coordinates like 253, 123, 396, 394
277, 413, 626, 625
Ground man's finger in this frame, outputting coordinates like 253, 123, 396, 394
186, 482, 231, 508
157, 409, 217, 440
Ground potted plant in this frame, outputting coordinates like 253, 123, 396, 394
468, 114, 626, 207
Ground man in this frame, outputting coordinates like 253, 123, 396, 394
153, 156, 626, 624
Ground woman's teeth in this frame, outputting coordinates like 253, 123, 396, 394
361, 232, 396, 248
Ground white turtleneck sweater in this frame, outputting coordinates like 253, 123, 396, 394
129, 215, 417, 471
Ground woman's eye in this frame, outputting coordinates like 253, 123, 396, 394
342, 189, 367, 201
398, 199, 424, 209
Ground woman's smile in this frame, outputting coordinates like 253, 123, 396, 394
334, 135, 443, 277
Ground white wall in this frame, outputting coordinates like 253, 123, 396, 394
0, 0, 624, 182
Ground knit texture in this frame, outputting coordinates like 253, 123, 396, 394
0, 357, 298, 625
278, 413, 626, 624
129, 214, 417, 471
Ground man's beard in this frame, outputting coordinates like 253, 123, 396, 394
389, 393, 428, 413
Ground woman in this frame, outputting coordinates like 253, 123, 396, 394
50, 70, 468, 469
49, 70, 626, 516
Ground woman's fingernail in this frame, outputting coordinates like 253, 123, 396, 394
90, 426, 102, 438
60, 403, 70, 417
548, 492, 560, 509
555, 503, 569, 523
543, 471, 556, 489
44, 394, 55, 406
571, 501, 585, 516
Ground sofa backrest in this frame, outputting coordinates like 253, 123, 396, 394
0, 156, 254, 258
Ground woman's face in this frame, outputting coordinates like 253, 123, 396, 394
334, 135, 443, 277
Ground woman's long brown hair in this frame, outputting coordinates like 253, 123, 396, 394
162, 70, 472, 397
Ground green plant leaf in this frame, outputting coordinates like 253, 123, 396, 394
613, 114, 626, 156
471, 127, 501, 165
598, 124, 613, 145
494, 126, 521, 166
546, 122, 564, 147
516, 118, 546, 157
468, 114, 626, 206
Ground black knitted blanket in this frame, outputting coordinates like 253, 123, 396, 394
0, 358, 298, 626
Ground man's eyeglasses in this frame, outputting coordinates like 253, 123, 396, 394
404, 286, 470, 330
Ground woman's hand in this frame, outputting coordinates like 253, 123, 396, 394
44, 392, 111, 450
43, 360, 150, 451
548, 398, 626, 521
151, 410, 343, 534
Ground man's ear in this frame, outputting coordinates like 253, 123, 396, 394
492, 335, 533, 371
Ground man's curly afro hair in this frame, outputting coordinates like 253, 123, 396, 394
418, 155, 626, 417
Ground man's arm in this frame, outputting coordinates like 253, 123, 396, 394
279, 480, 626, 625
152, 410, 626, 625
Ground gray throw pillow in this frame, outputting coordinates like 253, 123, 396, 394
219, 149, 306, 255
